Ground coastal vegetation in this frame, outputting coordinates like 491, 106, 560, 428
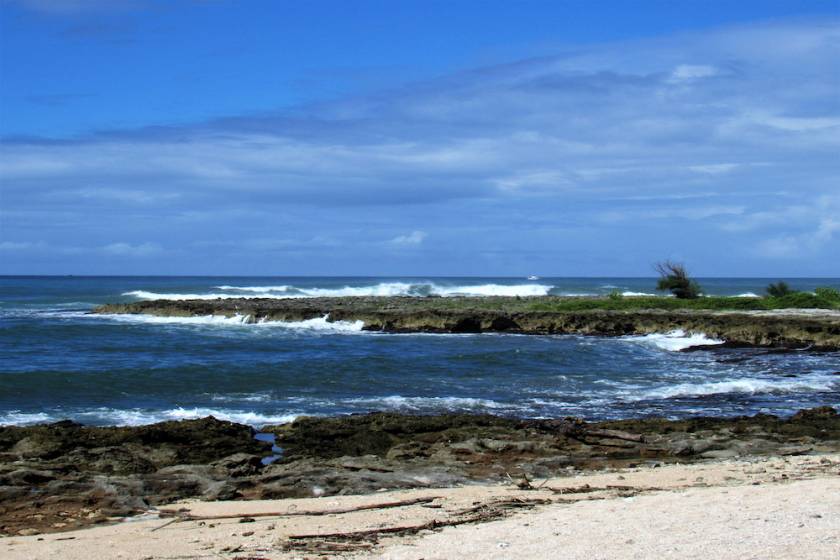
526, 290, 840, 312
655, 261, 701, 299
766, 281, 794, 297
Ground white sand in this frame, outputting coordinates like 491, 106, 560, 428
3, 454, 838, 560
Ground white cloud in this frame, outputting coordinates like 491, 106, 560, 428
667, 64, 719, 83
1, 19, 838, 273
0, 241, 46, 251
101, 242, 162, 257
389, 231, 427, 246
9, 0, 141, 15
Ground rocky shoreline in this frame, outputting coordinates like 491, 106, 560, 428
2, 407, 839, 537
93, 296, 840, 349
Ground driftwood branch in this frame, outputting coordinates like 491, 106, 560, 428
549, 484, 662, 495
284, 497, 550, 546
157, 496, 442, 524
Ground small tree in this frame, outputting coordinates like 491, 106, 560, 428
766, 281, 794, 298
655, 260, 701, 299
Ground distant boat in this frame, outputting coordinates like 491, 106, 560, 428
527, 275, 540, 281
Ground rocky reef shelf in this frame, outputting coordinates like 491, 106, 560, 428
93, 296, 840, 349
1, 408, 839, 536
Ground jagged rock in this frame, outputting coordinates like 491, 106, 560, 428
0, 408, 838, 536
211, 453, 264, 477
93, 297, 840, 350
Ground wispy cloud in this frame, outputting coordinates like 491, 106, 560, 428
7, 0, 144, 15
1, 19, 838, 274
100, 242, 162, 257
389, 231, 427, 246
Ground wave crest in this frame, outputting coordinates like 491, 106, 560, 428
632, 377, 838, 401
624, 329, 725, 351
93, 313, 365, 332
125, 282, 554, 300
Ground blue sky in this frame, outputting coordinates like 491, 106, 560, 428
1, 0, 838, 276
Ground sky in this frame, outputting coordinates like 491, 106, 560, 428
0, 0, 838, 276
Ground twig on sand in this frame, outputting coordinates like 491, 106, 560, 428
548, 484, 662, 495
282, 497, 552, 552
150, 517, 181, 532
154, 496, 442, 527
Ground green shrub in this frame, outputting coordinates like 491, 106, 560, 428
766, 281, 794, 297
815, 287, 840, 301
655, 261, 702, 299
608, 290, 623, 301
770, 292, 831, 309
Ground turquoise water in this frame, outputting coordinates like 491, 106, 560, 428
1, 276, 838, 426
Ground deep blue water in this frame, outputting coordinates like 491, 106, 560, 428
1, 276, 838, 426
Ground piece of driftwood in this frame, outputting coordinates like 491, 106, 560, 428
451, 497, 552, 517
283, 497, 552, 546
549, 484, 662, 495
282, 540, 375, 553
155, 495, 442, 526
548, 484, 603, 495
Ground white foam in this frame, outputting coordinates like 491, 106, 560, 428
0, 411, 53, 425
124, 282, 553, 300
633, 377, 838, 401
99, 313, 254, 325
0, 407, 300, 427
621, 291, 656, 296
296, 282, 420, 297
28, 407, 300, 427
92, 313, 365, 332
734, 292, 761, 298
624, 329, 725, 351
215, 285, 292, 292
430, 284, 552, 297
346, 395, 504, 410
264, 315, 365, 332
123, 290, 253, 300
160, 407, 299, 425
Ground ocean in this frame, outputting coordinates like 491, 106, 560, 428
1, 276, 838, 426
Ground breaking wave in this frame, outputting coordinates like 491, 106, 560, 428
0, 407, 300, 427
630, 376, 838, 401
92, 313, 365, 332
344, 395, 506, 411
624, 329, 725, 351
124, 282, 554, 300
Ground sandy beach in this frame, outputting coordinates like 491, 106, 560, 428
3, 452, 837, 559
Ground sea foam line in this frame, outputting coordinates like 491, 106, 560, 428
628, 376, 839, 401
0, 407, 300, 427
623, 329, 725, 352
92, 313, 365, 332
124, 282, 554, 300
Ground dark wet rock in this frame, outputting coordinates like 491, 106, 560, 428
253, 456, 467, 500
211, 453, 264, 477
0, 417, 270, 537
1, 408, 839, 536
93, 297, 840, 350
0, 416, 264, 465
791, 406, 838, 422
267, 413, 519, 460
